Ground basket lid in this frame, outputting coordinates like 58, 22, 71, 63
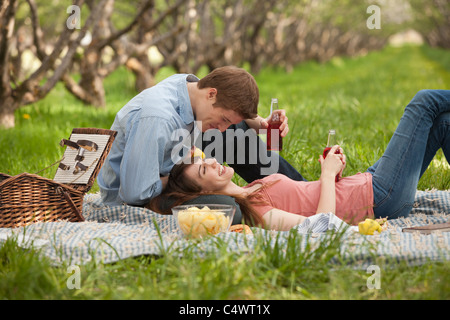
53, 128, 117, 192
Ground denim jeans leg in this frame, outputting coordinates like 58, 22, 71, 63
419, 112, 450, 177
368, 90, 450, 219
201, 121, 307, 183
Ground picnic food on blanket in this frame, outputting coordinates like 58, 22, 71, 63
358, 218, 386, 235
229, 224, 253, 234
173, 205, 235, 238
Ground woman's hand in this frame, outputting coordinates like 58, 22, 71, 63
316, 145, 344, 214
337, 149, 346, 179
318, 145, 345, 178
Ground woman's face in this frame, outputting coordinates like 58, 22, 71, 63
183, 157, 234, 193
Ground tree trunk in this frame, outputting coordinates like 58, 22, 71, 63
126, 56, 155, 93
62, 0, 165, 106
67, 0, 114, 107
78, 49, 106, 107
0, 0, 18, 128
0, 97, 17, 129
0, 0, 95, 128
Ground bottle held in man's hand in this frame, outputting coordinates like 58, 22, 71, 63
267, 98, 283, 151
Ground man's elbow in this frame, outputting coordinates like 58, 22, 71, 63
119, 181, 162, 206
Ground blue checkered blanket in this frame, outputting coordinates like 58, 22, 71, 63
0, 190, 448, 268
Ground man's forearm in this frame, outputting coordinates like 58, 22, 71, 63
244, 115, 264, 133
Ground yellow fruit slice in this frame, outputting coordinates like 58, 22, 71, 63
358, 219, 382, 235
192, 147, 205, 159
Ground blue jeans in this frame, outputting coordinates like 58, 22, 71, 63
368, 90, 450, 219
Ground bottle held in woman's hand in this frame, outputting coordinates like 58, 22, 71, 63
323, 129, 340, 182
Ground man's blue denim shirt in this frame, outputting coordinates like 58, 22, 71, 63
97, 74, 198, 206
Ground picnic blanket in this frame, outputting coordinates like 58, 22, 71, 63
0, 190, 449, 269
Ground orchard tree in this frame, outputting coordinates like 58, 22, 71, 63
0, 0, 103, 128
62, 0, 189, 105
0, 0, 188, 127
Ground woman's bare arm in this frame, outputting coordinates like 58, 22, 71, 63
262, 208, 307, 231
316, 145, 344, 214
260, 145, 345, 231
316, 174, 336, 214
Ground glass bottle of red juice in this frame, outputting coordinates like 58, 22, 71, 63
267, 98, 282, 151
323, 129, 340, 182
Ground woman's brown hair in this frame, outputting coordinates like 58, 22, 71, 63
148, 162, 264, 227
198, 66, 259, 120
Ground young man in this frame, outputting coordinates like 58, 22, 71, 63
98, 66, 305, 208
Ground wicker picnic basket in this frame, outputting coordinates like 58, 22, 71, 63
0, 128, 117, 228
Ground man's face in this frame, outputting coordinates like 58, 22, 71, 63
192, 87, 244, 132
197, 104, 244, 132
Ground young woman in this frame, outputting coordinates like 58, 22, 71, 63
149, 90, 450, 231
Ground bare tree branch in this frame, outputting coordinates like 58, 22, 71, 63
26, 0, 46, 61
96, 0, 155, 51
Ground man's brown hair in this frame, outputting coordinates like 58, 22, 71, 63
198, 66, 259, 119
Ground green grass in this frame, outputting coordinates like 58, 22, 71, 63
255, 45, 450, 189
1, 230, 449, 300
1, 45, 450, 300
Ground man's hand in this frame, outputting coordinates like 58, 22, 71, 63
261, 109, 289, 137
246, 110, 290, 137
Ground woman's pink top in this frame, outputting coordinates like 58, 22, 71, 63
245, 173, 374, 225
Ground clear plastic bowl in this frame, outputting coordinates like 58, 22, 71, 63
172, 204, 236, 238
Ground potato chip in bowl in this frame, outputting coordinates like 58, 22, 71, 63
172, 204, 235, 238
